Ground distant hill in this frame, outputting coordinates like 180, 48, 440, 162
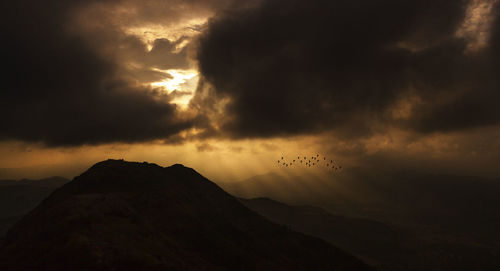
221, 168, 500, 233
0, 176, 70, 236
221, 169, 500, 271
239, 197, 401, 267
239, 197, 500, 271
0, 176, 70, 188
0, 160, 373, 271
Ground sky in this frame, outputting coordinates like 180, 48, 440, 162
1, 0, 500, 181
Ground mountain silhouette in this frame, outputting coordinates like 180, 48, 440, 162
222, 169, 500, 271
0, 160, 373, 271
0, 176, 70, 188
239, 197, 401, 267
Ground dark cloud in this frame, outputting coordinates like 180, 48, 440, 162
110, 34, 195, 85
2, 0, 499, 149
0, 0, 262, 146
0, 0, 203, 146
195, 0, 500, 139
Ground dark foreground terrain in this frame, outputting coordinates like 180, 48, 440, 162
0, 160, 372, 271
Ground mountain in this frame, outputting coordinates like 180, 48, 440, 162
220, 168, 500, 232
239, 197, 500, 271
0, 160, 373, 271
0, 176, 70, 236
0, 176, 70, 188
239, 197, 401, 267
221, 169, 500, 271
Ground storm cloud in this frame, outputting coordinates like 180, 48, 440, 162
0, 0, 226, 146
196, 0, 500, 138
2, 0, 500, 148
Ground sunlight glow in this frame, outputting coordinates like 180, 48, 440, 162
151, 69, 197, 90
151, 69, 199, 107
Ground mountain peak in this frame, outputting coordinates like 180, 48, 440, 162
86, 159, 191, 175
65, 160, 204, 195
88, 159, 162, 171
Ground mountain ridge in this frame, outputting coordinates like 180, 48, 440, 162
0, 159, 373, 271
0, 176, 70, 188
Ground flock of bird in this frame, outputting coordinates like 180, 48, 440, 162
277, 154, 342, 171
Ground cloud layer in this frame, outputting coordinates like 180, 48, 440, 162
2, 0, 500, 153
196, 0, 500, 138
0, 0, 218, 146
